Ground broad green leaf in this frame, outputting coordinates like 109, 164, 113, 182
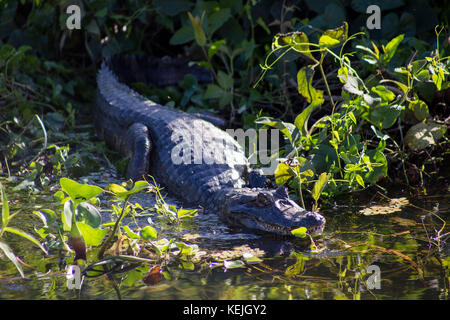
217, 71, 233, 90
206, 8, 230, 35
107, 181, 151, 200
169, 25, 195, 45
319, 22, 348, 49
291, 227, 307, 238
140, 225, 157, 240
409, 100, 429, 121
274, 162, 295, 185
76, 202, 102, 228
371, 85, 396, 102
312, 172, 331, 201
204, 84, 224, 99
76, 222, 107, 246
60, 178, 104, 205
0, 241, 24, 277
297, 65, 324, 104
404, 122, 447, 150
33, 209, 57, 226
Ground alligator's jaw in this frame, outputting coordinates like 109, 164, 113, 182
221, 187, 326, 236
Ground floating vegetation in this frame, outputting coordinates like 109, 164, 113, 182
358, 197, 410, 216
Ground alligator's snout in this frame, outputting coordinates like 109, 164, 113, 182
223, 186, 326, 236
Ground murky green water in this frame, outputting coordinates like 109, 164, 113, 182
0, 176, 449, 300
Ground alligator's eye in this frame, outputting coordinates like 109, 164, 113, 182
255, 193, 272, 207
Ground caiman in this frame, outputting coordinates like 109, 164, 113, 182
95, 55, 326, 236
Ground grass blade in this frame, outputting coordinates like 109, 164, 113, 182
4, 227, 48, 255
1, 182, 9, 227
0, 240, 25, 278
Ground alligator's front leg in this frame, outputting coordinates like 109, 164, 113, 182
122, 123, 151, 181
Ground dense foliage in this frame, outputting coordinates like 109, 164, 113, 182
0, 0, 449, 284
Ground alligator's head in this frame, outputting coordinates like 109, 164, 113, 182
222, 187, 325, 236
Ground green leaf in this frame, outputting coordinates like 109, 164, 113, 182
62, 200, 74, 231
4, 226, 47, 254
294, 102, 320, 135
204, 84, 224, 99
404, 122, 447, 150
169, 25, 195, 45
1, 183, 9, 227
206, 8, 230, 35
123, 225, 141, 240
76, 202, 102, 228
312, 172, 331, 201
297, 65, 324, 104
382, 34, 404, 64
291, 227, 307, 238
355, 174, 365, 188
255, 117, 295, 144
0, 241, 24, 278
60, 178, 104, 205
76, 222, 107, 246
274, 162, 296, 185
140, 226, 157, 240
409, 100, 429, 121
371, 85, 395, 102
217, 71, 233, 90
274, 32, 314, 60
107, 181, 151, 200
188, 11, 206, 47
319, 22, 348, 49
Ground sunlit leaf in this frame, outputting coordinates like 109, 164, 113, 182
0, 241, 24, 278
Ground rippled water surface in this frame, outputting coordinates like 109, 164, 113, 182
0, 173, 448, 300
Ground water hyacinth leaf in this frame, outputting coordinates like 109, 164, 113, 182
76, 202, 102, 228
140, 225, 157, 240
291, 227, 307, 238
312, 172, 331, 201
0, 241, 24, 277
76, 222, 107, 246
3, 227, 48, 254
60, 178, 104, 204
63, 200, 74, 231
108, 181, 151, 200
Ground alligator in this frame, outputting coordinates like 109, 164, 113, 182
94, 55, 326, 236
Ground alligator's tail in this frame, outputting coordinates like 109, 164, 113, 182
103, 54, 213, 87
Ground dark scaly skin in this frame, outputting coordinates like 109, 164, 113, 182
95, 55, 325, 236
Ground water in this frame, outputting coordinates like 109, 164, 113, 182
0, 175, 448, 300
